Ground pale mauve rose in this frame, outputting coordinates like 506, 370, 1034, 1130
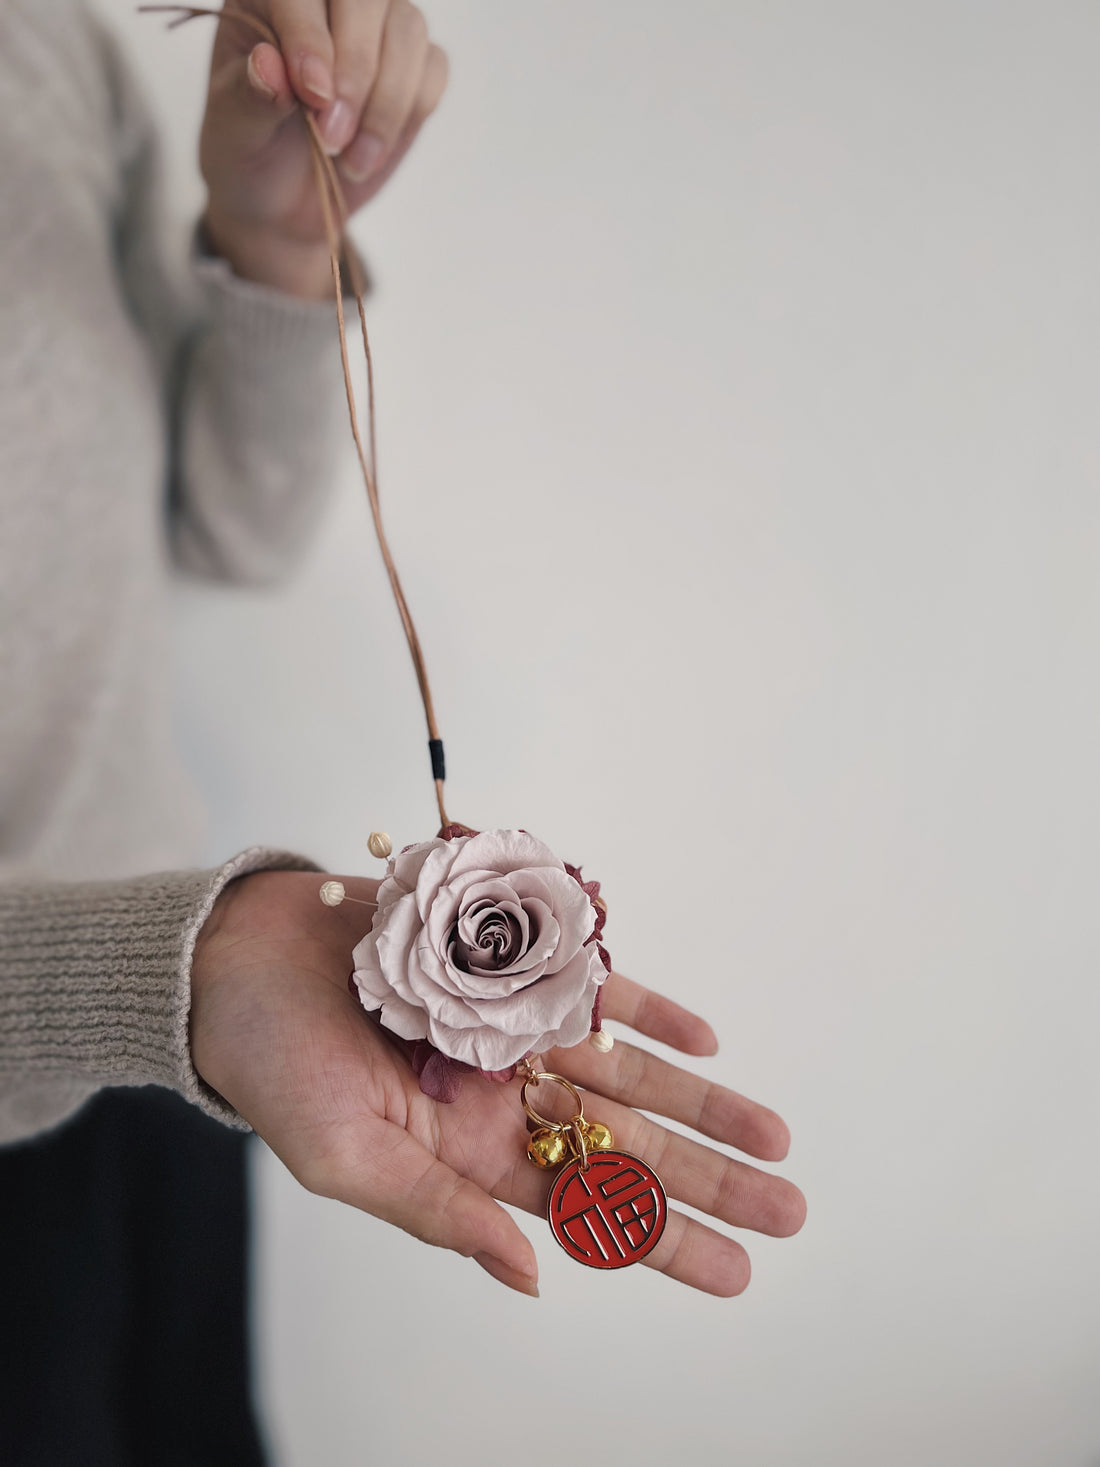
351, 830, 608, 1071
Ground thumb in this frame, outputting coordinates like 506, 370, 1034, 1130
313, 1120, 541, 1298
209, 42, 299, 155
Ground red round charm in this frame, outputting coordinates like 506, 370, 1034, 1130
546, 1150, 668, 1268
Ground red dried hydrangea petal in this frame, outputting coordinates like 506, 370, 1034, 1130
478, 1064, 519, 1084
411, 1041, 474, 1102
438, 822, 480, 841
590, 985, 603, 1032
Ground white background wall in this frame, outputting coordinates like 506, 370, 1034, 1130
96, 3, 1100, 1464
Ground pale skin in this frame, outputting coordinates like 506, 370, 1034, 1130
200, 0, 449, 298
192, 873, 806, 1298
190, 0, 806, 1296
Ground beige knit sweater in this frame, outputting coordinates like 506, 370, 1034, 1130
0, 0, 346, 1142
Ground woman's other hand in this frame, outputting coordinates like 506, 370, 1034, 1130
198, 1, 448, 297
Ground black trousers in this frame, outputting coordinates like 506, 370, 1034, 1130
0, 1087, 267, 1467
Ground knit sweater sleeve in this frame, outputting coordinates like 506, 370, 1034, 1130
0, 848, 319, 1147
104, 17, 350, 587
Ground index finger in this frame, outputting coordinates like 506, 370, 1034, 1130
600, 970, 719, 1056
271, 0, 336, 107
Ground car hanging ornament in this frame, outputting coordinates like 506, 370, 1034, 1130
143, 3, 667, 1270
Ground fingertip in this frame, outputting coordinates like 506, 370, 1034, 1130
319, 98, 358, 156
772, 1182, 808, 1238
669, 1016, 718, 1057
247, 43, 291, 109
692, 1022, 720, 1057
473, 1251, 540, 1299
245, 49, 274, 101
761, 1111, 792, 1163
296, 52, 334, 108
747, 1174, 807, 1239
339, 131, 387, 182
709, 1246, 751, 1298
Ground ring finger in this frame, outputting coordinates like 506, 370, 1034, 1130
340, 0, 431, 183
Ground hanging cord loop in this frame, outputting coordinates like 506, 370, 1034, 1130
141, 4, 450, 829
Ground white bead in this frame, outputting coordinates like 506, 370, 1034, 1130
319, 880, 346, 907
367, 831, 393, 859
589, 1028, 614, 1053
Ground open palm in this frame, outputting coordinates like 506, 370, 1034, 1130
191, 871, 805, 1297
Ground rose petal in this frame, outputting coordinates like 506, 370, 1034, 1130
352, 829, 610, 1078
374, 989, 431, 1042
371, 893, 437, 1009
454, 907, 527, 973
426, 1015, 541, 1070
426, 876, 518, 976
445, 830, 564, 881
457, 897, 529, 962
413, 839, 468, 923
511, 866, 597, 954
410, 932, 487, 1028
389, 838, 445, 898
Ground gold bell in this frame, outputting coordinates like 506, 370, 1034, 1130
582, 1121, 614, 1152
526, 1128, 569, 1169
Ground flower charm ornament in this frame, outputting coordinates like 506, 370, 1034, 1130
351, 828, 610, 1097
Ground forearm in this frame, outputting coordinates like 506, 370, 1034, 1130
170, 221, 349, 584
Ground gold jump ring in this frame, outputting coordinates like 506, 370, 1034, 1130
520, 1072, 585, 1131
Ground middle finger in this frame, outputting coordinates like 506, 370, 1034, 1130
342, 0, 429, 182
545, 1037, 793, 1163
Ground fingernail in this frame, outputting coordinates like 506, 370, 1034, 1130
340, 132, 386, 182
246, 49, 276, 102
321, 99, 356, 156
300, 54, 333, 105
473, 1251, 539, 1298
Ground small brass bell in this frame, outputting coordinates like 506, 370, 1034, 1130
582, 1121, 614, 1152
526, 1127, 569, 1169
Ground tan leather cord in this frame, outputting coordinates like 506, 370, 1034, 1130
141, 4, 451, 828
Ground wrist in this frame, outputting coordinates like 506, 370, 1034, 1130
190, 869, 380, 1098
201, 205, 335, 302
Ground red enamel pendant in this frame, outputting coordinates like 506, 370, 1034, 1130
547, 1149, 668, 1269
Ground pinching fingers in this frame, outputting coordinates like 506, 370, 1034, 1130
322, 0, 388, 155
270, 0, 336, 109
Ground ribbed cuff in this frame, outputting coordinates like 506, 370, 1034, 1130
192, 251, 339, 362
191, 220, 370, 360
0, 847, 320, 1136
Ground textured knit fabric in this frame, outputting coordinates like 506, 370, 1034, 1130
0, 0, 345, 1142
0, 846, 321, 1142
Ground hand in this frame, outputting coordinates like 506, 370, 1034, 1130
190, 871, 806, 1297
198, 1, 448, 297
